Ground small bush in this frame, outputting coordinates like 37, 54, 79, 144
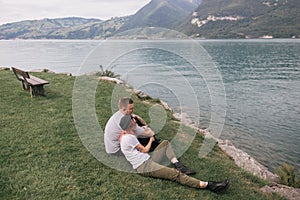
275, 163, 300, 188
95, 65, 120, 78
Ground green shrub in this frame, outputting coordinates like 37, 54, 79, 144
95, 65, 120, 78
275, 163, 300, 188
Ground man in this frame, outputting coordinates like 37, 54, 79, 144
104, 97, 153, 155
104, 97, 196, 175
118, 114, 230, 193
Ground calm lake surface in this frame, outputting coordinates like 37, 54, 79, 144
1, 39, 299, 171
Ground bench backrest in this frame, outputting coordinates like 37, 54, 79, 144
12, 67, 30, 81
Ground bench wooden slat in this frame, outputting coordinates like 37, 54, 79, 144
28, 75, 49, 85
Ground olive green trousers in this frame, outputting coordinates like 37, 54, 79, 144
136, 140, 200, 188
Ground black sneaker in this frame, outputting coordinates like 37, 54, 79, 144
174, 162, 196, 175
207, 179, 230, 193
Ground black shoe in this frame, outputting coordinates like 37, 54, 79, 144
174, 162, 196, 175
207, 179, 230, 193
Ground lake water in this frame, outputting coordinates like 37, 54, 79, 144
1, 39, 299, 172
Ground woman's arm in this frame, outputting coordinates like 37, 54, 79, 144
135, 136, 155, 153
140, 126, 155, 137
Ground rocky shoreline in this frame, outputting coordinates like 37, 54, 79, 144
169, 105, 300, 200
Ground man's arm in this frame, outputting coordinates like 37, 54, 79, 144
135, 136, 155, 153
132, 114, 147, 126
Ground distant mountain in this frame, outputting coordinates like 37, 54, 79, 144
118, 0, 201, 33
178, 0, 300, 38
112, 27, 191, 40
0, 0, 299, 39
0, 17, 128, 39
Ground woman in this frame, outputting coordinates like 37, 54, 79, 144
119, 114, 230, 193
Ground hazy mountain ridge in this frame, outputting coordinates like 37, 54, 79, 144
0, 17, 128, 39
0, 0, 201, 39
0, 0, 299, 39
117, 0, 201, 32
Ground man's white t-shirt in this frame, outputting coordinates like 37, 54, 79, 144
120, 134, 150, 169
104, 111, 144, 154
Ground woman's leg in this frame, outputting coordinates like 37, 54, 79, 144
136, 159, 201, 189
150, 140, 177, 164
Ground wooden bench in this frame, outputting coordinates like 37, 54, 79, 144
12, 67, 49, 97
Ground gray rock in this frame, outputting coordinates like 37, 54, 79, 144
261, 184, 300, 200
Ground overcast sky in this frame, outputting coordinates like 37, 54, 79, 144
0, 0, 151, 25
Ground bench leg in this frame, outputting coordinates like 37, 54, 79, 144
30, 85, 45, 97
21, 80, 30, 90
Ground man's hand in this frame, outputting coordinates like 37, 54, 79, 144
132, 114, 147, 126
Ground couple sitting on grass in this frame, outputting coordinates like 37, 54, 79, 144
104, 97, 230, 193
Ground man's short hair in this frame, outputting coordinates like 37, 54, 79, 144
119, 97, 133, 110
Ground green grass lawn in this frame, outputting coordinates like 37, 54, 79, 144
0, 69, 284, 199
